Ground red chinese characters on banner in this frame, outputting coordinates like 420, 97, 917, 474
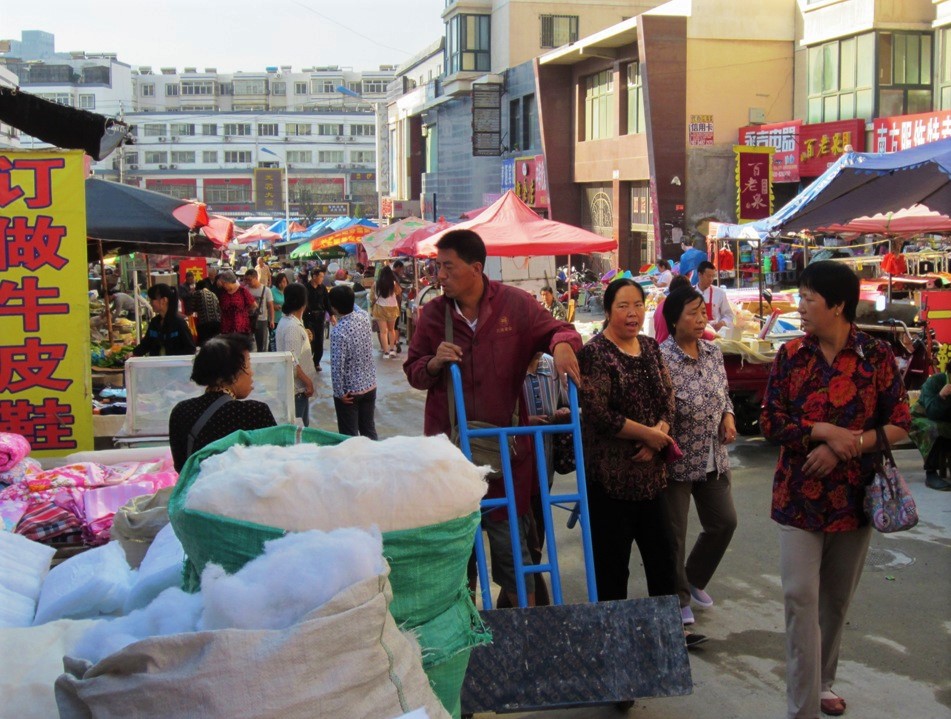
179, 257, 208, 284
872, 110, 951, 153
0, 153, 86, 453
735, 147, 773, 222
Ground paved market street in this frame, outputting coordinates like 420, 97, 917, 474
303, 329, 951, 719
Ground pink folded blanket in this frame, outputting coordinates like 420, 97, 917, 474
0, 433, 31, 472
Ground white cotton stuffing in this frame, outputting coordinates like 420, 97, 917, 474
71, 527, 384, 664
199, 526, 385, 631
122, 523, 186, 613
184, 434, 487, 533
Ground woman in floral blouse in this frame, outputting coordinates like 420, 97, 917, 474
761, 261, 910, 719
659, 287, 737, 628
579, 279, 708, 647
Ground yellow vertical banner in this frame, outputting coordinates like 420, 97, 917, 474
0, 150, 93, 456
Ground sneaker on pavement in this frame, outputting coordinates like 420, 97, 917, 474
690, 585, 714, 608
681, 605, 695, 625
685, 632, 708, 650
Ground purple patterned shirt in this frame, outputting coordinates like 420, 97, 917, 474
660, 338, 733, 482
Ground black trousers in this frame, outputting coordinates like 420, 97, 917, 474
306, 316, 325, 366
586, 479, 678, 602
196, 320, 220, 346
333, 389, 377, 439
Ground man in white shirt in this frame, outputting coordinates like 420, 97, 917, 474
696, 261, 734, 332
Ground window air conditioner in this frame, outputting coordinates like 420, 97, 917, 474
158, 136, 166, 142
169, 164, 177, 169
336, 163, 346, 168
171, 136, 179, 142
128, 164, 139, 170
159, 164, 168, 169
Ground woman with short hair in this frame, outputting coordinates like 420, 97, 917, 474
659, 286, 737, 628
167, 333, 277, 472
132, 284, 195, 357
276, 283, 317, 427
761, 261, 911, 719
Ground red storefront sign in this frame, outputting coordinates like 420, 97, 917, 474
739, 119, 866, 181
512, 155, 550, 209
872, 110, 951, 153
799, 119, 865, 177
179, 258, 208, 284
734, 146, 773, 222
738, 120, 801, 182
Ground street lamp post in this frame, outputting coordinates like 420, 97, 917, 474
260, 146, 291, 242
336, 85, 384, 222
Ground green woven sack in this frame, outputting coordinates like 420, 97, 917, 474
168, 425, 346, 591
425, 650, 473, 719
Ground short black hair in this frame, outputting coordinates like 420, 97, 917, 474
697, 260, 716, 274
799, 260, 860, 322
435, 229, 487, 266
281, 282, 307, 314
392, 260, 404, 269
540, 285, 554, 294
662, 286, 705, 334
328, 284, 355, 315
243, 269, 258, 280
657, 259, 671, 270
602, 278, 645, 329
272, 272, 289, 288
191, 333, 253, 387
311, 265, 326, 277
669, 275, 692, 292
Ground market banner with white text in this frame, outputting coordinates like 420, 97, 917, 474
0, 150, 93, 456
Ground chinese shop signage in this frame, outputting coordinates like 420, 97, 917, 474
734, 145, 773, 222
0, 151, 93, 455
254, 168, 283, 212
738, 119, 864, 181
509, 155, 550, 209
872, 110, 951, 153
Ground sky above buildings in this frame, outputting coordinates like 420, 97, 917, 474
4, 0, 445, 72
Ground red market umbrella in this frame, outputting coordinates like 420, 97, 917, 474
461, 205, 490, 220
815, 204, 951, 236
201, 215, 235, 247
415, 191, 618, 258
362, 216, 435, 261
391, 219, 453, 257
288, 221, 308, 234
235, 223, 283, 244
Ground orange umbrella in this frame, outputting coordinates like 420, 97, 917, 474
201, 215, 235, 247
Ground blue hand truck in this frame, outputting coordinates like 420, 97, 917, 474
448, 363, 598, 609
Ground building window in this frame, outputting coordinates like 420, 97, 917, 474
319, 150, 345, 163
144, 151, 168, 164
584, 69, 614, 140
509, 99, 522, 151
258, 123, 279, 136
522, 94, 535, 150
223, 123, 252, 136
287, 150, 313, 163
318, 123, 344, 136
939, 28, 951, 109
807, 32, 881, 122
141, 84, 155, 97
143, 123, 166, 136
201, 123, 217, 136
350, 124, 375, 136
165, 83, 179, 96
286, 123, 312, 136
224, 151, 253, 163
271, 81, 286, 95
123, 152, 139, 165
446, 14, 490, 73
626, 63, 646, 134
204, 183, 251, 204
362, 79, 387, 94
540, 15, 579, 49
37, 93, 73, 107
203, 151, 218, 163
295, 81, 308, 95
170, 151, 196, 164
149, 181, 196, 200
218, 82, 233, 96
78, 94, 96, 110
351, 150, 375, 163
170, 123, 195, 136
878, 31, 933, 117
233, 79, 267, 95
181, 80, 215, 96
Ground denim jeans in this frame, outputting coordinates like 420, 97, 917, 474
294, 392, 310, 427
332, 389, 377, 439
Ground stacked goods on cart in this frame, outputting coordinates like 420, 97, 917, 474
169, 426, 490, 719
